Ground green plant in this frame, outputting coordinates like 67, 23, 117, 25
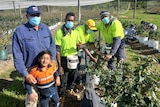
150, 31, 160, 41
135, 24, 145, 36
120, 20, 132, 30
86, 56, 160, 107
0, 34, 11, 50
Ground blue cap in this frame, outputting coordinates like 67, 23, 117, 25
26, 5, 41, 15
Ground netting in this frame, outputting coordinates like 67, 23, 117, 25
0, 0, 114, 10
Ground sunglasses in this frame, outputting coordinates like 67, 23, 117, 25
101, 16, 109, 19
67, 19, 74, 22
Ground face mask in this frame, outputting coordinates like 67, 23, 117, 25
65, 21, 74, 29
102, 17, 110, 24
87, 29, 93, 34
29, 17, 41, 26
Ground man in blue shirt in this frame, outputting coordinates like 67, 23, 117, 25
12, 5, 56, 107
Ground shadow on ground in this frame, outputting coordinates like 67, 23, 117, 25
0, 70, 25, 107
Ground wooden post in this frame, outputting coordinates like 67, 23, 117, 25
47, 5, 50, 13
133, 0, 137, 19
78, 0, 81, 25
19, 4, 21, 17
12, 1, 16, 15
117, 0, 120, 16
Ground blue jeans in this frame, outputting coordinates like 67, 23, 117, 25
39, 85, 59, 107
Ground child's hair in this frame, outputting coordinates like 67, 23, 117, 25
37, 50, 52, 59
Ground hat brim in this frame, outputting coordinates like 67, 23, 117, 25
27, 12, 41, 15
89, 26, 97, 30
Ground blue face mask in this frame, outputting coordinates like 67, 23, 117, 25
65, 21, 74, 29
87, 29, 93, 34
102, 17, 110, 24
29, 17, 41, 26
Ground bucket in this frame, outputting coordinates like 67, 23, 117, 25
0, 49, 8, 60
86, 73, 100, 85
67, 55, 79, 69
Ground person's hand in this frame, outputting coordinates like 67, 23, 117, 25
93, 57, 98, 63
29, 93, 37, 102
104, 54, 113, 61
77, 43, 86, 49
25, 74, 37, 84
58, 66, 64, 75
119, 58, 125, 63
55, 76, 61, 86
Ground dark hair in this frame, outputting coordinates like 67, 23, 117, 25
65, 12, 75, 22
37, 50, 52, 59
100, 11, 111, 18
130, 24, 135, 28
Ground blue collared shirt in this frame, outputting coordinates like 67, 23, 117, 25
12, 22, 56, 77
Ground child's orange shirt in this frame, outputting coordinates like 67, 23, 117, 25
29, 62, 56, 85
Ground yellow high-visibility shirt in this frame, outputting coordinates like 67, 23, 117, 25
76, 25, 94, 44
54, 28, 80, 56
96, 19, 124, 44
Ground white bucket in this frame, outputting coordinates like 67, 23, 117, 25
86, 73, 100, 85
111, 103, 117, 107
67, 55, 79, 69
152, 40, 159, 50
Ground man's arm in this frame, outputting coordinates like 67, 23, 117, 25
48, 31, 56, 60
56, 45, 64, 75
12, 31, 37, 84
110, 37, 121, 56
104, 37, 121, 61
89, 42, 103, 56
82, 46, 97, 63
12, 31, 28, 77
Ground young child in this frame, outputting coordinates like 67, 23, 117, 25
25, 50, 60, 107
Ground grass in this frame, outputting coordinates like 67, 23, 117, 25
0, 69, 25, 107
118, 9, 160, 31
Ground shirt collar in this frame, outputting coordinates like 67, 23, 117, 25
25, 22, 43, 31
37, 64, 52, 71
